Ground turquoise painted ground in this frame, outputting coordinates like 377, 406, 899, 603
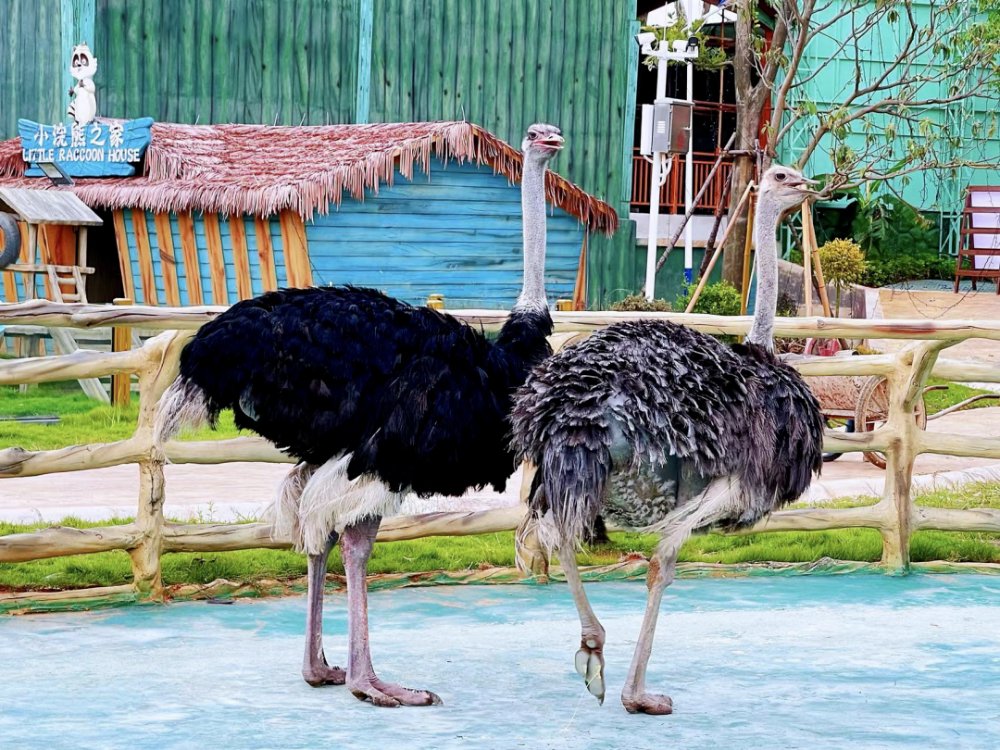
2, 576, 1000, 749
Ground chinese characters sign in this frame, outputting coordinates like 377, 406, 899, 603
18, 116, 154, 177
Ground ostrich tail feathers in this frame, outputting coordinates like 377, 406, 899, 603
153, 377, 212, 447
535, 444, 611, 549
264, 463, 317, 550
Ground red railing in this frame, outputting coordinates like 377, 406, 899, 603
629, 150, 733, 214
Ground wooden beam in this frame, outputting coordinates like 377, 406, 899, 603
229, 215, 253, 300
177, 212, 203, 305
165, 437, 293, 464
154, 213, 181, 307
112, 210, 136, 301
0, 438, 146, 478
131, 209, 158, 305
279, 210, 312, 287
253, 216, 279, 291
203, 212, 229, 305
0, 524, 140, 563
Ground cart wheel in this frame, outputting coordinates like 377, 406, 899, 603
822, 418, 854, 462
855, 376, 928, 469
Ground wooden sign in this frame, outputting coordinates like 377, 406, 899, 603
18, 117, 154, 177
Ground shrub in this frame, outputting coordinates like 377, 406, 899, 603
674, 280, 741, 316
610, 294, 671, 312
817, 238, 867, 314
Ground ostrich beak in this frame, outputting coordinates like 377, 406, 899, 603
790, 175, 820, 198
537, 134, 564, 153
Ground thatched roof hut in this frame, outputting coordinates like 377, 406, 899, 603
1, 121, 616, 309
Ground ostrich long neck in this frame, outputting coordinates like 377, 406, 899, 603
746, 195, 782, 350
514, 155, 547, 312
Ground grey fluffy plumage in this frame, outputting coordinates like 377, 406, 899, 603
513, 320, 823, 542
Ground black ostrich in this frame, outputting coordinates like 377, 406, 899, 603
155, 124, 564, 707
511, 165, 825, 715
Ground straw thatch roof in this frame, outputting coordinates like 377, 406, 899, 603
0, 121, 617, 234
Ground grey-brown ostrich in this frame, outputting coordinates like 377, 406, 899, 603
511, 165, 824, 715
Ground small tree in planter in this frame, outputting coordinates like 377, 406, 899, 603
818, 239, 867, 317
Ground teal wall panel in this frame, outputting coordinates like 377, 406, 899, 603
1, 0, 65, 141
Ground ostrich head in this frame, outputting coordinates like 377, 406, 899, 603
747, 165, 818, 351
757, 165, 818, 214
514, 123, 563, 313
521, 123, 564, 165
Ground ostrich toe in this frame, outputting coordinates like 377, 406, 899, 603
302, 660, 346, 687
574, 637, 605, 703
622, 691, 673, 715
350, 677, 442, 707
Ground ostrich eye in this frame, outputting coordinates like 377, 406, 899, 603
776, 173, 786, 182
528, 132, 537, 140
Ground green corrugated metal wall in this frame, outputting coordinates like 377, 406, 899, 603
2, 0, 640, 306
0, 0, 65, 138
94, 0, 360, 125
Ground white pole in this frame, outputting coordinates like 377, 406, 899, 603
644, 57, 668, 301
683, 57, 694, 285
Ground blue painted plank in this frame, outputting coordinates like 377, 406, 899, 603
144, 211, 167, 306
242, 215, 265, 297
122, 210, 145, 305
270, 217, 288, 288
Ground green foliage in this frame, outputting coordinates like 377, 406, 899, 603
810, 183, 952, 287
610, 294, 671, 312
674, 280, 741, 316
862, 255, 956, 287
639, 19, 727, 71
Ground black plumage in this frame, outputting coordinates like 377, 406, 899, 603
179, 285, 551, 496
155, 123, 568, 706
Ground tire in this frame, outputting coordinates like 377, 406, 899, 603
0, 212, 21, 269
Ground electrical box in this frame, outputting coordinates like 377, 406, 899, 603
650, 99, 692, 154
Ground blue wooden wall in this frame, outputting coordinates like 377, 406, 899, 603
121, 157, 584, 309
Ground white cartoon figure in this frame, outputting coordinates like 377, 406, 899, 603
67, 43, 98, 125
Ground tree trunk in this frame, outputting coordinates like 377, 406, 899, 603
721, 2, 763, 287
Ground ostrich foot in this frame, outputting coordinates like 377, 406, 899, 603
622, 690, 673, 715
574, 636, 606, 703
349, 676, 442, 708
302, 656, 346, 687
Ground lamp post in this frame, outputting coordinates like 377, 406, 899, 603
637, 33, 698, 300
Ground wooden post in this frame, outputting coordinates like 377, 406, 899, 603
739, 194, 756, 315
801, 202, 833, 318
77, 227, 88, 303
877, 340, 955, 571
126, 330, 190, 600
112, 298, 133, 406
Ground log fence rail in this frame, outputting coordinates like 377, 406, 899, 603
2, 300, 1000, 609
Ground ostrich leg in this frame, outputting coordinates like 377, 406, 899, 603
302, 531, 346, 686
557, 542, 607, 703
621, 476, 739, 715
343, 515, 442, 707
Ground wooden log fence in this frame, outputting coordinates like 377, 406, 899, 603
2, 301, 1000, 610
